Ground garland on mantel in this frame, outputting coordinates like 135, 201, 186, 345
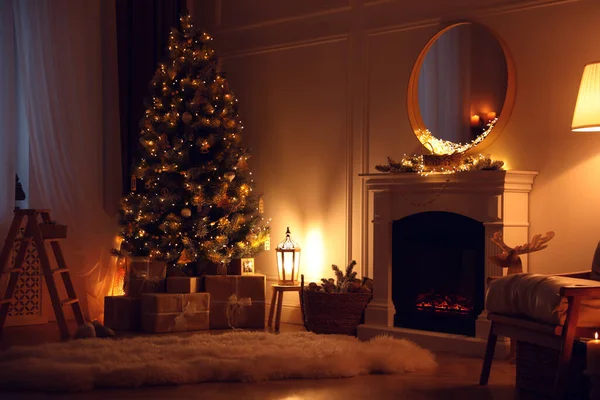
375, 153, 504, 176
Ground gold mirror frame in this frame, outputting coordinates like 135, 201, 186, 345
407, 22, 516, 156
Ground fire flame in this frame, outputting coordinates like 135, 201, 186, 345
415, 292, 472, 314
111, 257, 126, 296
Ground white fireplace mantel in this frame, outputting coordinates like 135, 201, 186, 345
357, 170, 538, 354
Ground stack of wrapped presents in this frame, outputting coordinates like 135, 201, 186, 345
104, 257, 266, 333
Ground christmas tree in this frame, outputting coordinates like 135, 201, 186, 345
116, 15, 270, 273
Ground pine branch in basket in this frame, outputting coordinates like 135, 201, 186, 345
307, 261, 372, 294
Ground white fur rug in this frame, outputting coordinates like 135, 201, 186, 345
0, 331, 436, 392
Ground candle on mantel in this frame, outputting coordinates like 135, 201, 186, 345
588, 332, 600, 372
487, 111, 497, 122
470, 115, 481, 127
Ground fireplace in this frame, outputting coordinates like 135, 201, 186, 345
392, 211, 485, 336
357, 170, 537, 355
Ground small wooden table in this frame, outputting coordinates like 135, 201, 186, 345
268, 284, 302, 332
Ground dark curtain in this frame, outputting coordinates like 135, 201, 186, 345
116, 0, 187, 195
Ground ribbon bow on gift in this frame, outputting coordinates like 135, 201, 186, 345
170, 296, 198, 330
226, 294, 252, 330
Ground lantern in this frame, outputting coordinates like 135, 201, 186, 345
275, 227, 301, 285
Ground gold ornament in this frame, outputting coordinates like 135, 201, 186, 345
239, 184, 250, 196
224, 171, 236, 182
181, 208, 192, 218
246, 232, 258, 242
182, 111, 193, 124
177, 248, 193, 264
218, 217, 230, 228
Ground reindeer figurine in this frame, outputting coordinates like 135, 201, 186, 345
490, 231, 556, 275
489, 230, 556, 363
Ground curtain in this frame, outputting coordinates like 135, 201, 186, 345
0, 1, 17, 243
116, 0, 186, 195
12, 0, 122, 321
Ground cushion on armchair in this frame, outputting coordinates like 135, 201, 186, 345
486, 273, 600, 326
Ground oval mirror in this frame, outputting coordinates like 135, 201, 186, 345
407, 22, 515, 155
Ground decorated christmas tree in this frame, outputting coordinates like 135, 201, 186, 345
116, 15, 270, 274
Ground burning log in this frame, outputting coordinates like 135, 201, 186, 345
415, 291, 472, 314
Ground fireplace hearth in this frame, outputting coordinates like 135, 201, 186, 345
357, 170, 537, 356
392, 211, 485, 336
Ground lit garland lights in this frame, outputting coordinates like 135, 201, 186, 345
416, 118, 498, 155
375, 118, 504, 175
375, 154, 504, 176
113, 14, 271, 271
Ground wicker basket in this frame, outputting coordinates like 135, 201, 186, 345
300, 276, 372, 336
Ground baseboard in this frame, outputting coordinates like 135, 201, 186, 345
266, 303, 303, 325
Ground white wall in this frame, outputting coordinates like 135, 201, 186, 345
189, 0, 600, 321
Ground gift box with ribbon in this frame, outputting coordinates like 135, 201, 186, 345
124, 257, 167, 297
104, 296, 141, 331
205, 274, 266, 329
141, 292, 210, 333
166, 277, 202, 293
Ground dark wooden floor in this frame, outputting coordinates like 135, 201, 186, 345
0, 321, 531, 400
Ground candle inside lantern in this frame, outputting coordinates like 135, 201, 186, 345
588, 332, 600, 372
470, 115, 481, 127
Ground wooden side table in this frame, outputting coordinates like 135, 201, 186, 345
268, 284, 302, 332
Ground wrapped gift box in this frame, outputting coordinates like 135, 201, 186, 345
104, 296, 141, 331
205, 274, 265, 329
126, 278, 166, 297
141, 292, 210, 333
125, 257, 167, 297
128, 257, 166, 279
167, 277, 201, 293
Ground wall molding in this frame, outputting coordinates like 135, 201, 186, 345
221, 34, 348, 59
217, 5, 352, 34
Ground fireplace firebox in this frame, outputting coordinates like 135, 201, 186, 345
392, 211, 485, 337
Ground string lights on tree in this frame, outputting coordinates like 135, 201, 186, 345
115, 15, 270, 272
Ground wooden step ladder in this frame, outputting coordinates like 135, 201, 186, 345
0, 209, 85, 340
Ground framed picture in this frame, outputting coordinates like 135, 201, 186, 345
241, 258, 255, 275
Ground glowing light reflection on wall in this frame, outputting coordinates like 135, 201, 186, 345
303, 228, 326, 282
111, 236, 126, 296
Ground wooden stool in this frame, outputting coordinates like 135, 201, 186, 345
268, 284, 301, 332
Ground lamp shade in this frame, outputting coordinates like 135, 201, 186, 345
275, 227, 301, 285
572, 62, 600, 132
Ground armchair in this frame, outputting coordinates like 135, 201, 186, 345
479, 241, 600, 399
